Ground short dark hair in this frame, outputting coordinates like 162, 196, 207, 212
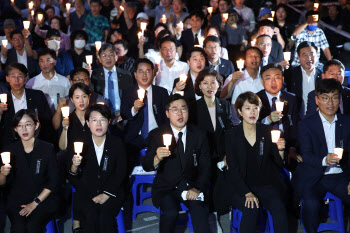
235, 92, 262, 121
256, 34, 272, 42
186, 47, 206, 61
12, 109, 40, 137
244, 47, 263, 60
10, 29, 23, 40
106, 29, 122, 44
85, 104, 112, 121
203, 35, 221, 48
69, 83, 91, 99
260, 63, 284, 77
305, 10, 319, 21
159, 36, 176, 48
156, 29, 173, 50
90, 0, 102, 6
44, 5, 55, 13
5, 62, 28, 77
70, 68, 90, 80
70, 29, 89, 48
315, 79, 343, 96
165, 94, 188, 110
154, 23, 168, 33
204, 26, 221, 38
38, 48, 57, 60
113, 39, 128, 50
189, 9, 205, 21
134, 58, 154, 71
297, 41, 318, 56
98, 43, 116, 57
194, 69, 223, 96
323, 59, 345, 73
257, 19, 275, 30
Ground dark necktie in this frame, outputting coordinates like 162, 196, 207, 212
177, 132, 185, 169
194, 33, 199, 45
141, 90, 148, 139
107, 71, 116, 112
271, 97, 279, 129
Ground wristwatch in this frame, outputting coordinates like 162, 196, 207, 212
34, 197, 41, 204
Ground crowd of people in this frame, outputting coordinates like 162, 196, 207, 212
0, 0, 349, 232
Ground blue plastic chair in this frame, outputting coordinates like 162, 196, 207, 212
230, 208, 274, 233
116, 209, 126, 233
300, 192, 345, 233
46, 219, 58, 233
179, 203, 194, 233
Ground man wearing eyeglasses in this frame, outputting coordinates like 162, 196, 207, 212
306, 59, 350, 117
121, 58, 168, 173
143, 94, 211, 233
294, 78, 350, 233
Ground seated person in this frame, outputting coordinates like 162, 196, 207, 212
142, 94, 211, 233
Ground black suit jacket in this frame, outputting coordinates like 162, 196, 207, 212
0, 88, 54, 149
3, 48, 40, 79
120, 85, 169, 149
306, 86, 350, 117
205, 58, 235, 81
271, 40, 284, 62
172, 71, 196, 104
179, 29, 204, 62
225, 123, 286, 197
190, 97, 233, 160
257, 90, 300, 150
142, 124, 211, 207
293, 113, 350, 197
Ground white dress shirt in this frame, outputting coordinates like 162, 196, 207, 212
131, 85, 158, 134
103, 66, 121, 113
154, 60, 189, 94
16, 49, 28, 68
144, 49, 180, 65
301, 67, 316, 114
208, 58, 221, 73
11, 90, 27, 113
26, 71, 71, 113
93, 137, 106, 166
320, 112, 343, 175
171, 125, 187, 151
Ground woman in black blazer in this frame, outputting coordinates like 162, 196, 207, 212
67, 104, 127, 233
0, 109, 59, 233
226, 92, 288, 233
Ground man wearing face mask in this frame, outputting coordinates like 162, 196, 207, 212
67, 30, 97, 69
291, 11, 332, 68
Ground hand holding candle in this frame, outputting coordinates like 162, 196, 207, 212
179, 74, 187, 83
0, 94, 7, 104
2, 40, 8, 48
137, 32, 143, 40
66, 3, 71, 11
236, 59, 244, 71
222, 13, 228, 22
61, 106, 70, 118
283, 52, 291, 61
271, 130, 281, 143
334, 148, 343, 159
137, 89, 145, 102
85, 55, 93, 65
37, 13, 43, 21
276, 101, 284, 112
198, 37, 205, 47
95, 41, 102, 51
163, 134, 172, 149
207, 7, 213, 15
74, 142, 83, 162
23, 21, 30, 29
1, 152, 11, 167
140, 22, 147, 33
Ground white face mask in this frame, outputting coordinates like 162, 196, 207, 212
47, 39, 60, 51
74, 39, 86, 49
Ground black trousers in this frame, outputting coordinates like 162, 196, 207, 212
232, 185, 288, 233
302, 173, 350, 233
159, 191, 210, 233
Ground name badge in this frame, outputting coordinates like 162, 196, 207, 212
36, 159, 41, 174
218, 116, 225, 129
193, 153, 198, 167
153, 104, 158, 114
260, 137, 264, 156
340, 139, 344, 149
102, 156, 109, 171
288, 114, 293, 126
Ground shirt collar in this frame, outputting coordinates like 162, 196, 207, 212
103, 66, 116, 74
39, 71, 58, 81
11, 89, 26, 101
170, 124, 187, 138
300, 66, 315, 77
319, 111, 338, 124
208, 58, 221, 67
192, 29, 201, 37
265, 91, 281, 102
138, 85, 152, 92
92, 136, 106, 150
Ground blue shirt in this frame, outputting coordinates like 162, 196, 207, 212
55, 51, 74, 77
103, 66, 120, 113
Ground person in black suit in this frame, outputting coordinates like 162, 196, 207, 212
257, 63, 301, 168
0, 63, 54, 149
120, 58, 168, 172
256, 35, 289, 69
306, 59, 350, 117
90, 43, 133, 121
204, 36, 235, 82
0, 29, 40, 79
284, 41, 322, 117
178, 10, 205, 61
67, 104, 127, 233
142, 94, 211, 233
226, 91, 288, 233
293, 79, 350, 233
0, 109, 60, 232
173, 47, 206, 104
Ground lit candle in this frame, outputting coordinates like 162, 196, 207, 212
161, 14, 167, 23
37, 13, 43, 21
313, 14, 319, 22
177, 21, 183, 30
120, 6, 124, 11
283, 52, 291, 61
11, 0, 14, 3
2, 40, 8, 48
137, 89, 145, 101
268, 17, 273, 21
1, 152, 10, 167
251, 39, 256, 47
31, 10, 34, 16
236, 59, 244, 72
334, 148, 343, 159
61, 106, 70, 118
271, 130, 281, 143
140, 22, 147, 32
74, 142, 84, 156
314, 3, 319, 10
207, 7, 213, 15
28, 1, 33, 9
222, 13, 228, 22
154, 55, 161, 65
85, 55, 93, 65
175, 91, 184, 96
137, 32, 143, 40
198, 36, 205, 47
95, 41, 102, 51
163, 134, 172, 149
0, 94, 7, 104
66, 3, 71, 11
97, 102, 105, 105
179, 74, 187, 82
276, 101, 284, 112
271, 11, 275, 18
23, 21, 30, 29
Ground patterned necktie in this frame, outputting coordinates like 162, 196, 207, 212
107, 71, 116, 113
141, 90, 148, 139
194, 33, 199, 45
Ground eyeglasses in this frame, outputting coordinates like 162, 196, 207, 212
161, 48, 175, 53
16, 123, 34, 131
73, 78, 89, 83
137, 70, 152, 76
319, 95, 340, 103
168, 107, 188, 115
90, 118, 108, 125
100, 53, 115, 59
259, 43, 272, 48
206, 46, 220, 51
